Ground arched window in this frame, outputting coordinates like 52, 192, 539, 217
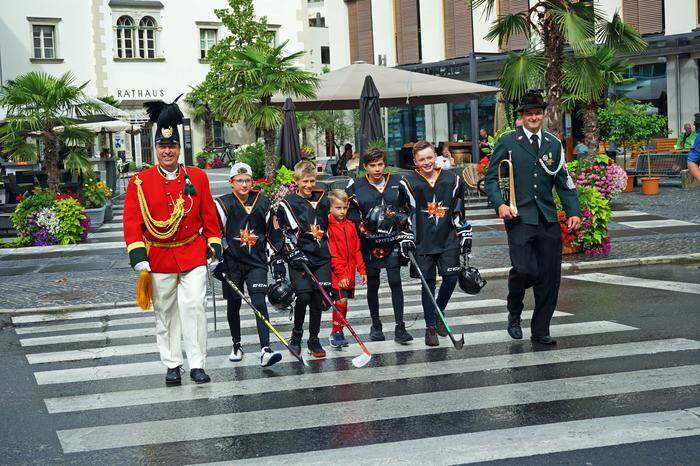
138, 16, 157, 59
116, 16, 134, 58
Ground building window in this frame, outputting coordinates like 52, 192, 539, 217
609, 62, 668, 120
116, 15, 135, 58
320, 46, 330, 64
212, 121, 225, 147
32, 25, 56, 59
138, 16, 157, 59
309, 13, 326, 27
266, 28, 279, 47
200, 28, 217, 59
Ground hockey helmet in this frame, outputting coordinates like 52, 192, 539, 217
267, 279, 296, 310
364, 205, 399, 235
458, 255, 487, 295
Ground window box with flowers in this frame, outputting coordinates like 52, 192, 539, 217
80, 178, 113, 229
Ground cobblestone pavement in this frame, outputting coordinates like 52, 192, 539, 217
1, 174, 698, 309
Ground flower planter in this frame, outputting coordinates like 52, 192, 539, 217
641, 177, 659, 196
562, 242, 582, 255
622, 175, 635, 193
84, 205, 106, 229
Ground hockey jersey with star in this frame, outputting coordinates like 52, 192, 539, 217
277, 190, 331, 268
398, 169, 467, 255
346, 173, 404, 268
215, 190, 279, 268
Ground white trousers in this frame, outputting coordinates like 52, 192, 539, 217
150, 265, 208, 369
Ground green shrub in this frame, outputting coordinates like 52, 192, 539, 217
53, 198, 86, 245
234, 142, 266, 178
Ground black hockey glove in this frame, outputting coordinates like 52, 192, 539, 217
270, 256, 287, 280
284, 246, 310, 271
457, 225, 473, 255
396, 231, 416, 259
212, 261, 228, 282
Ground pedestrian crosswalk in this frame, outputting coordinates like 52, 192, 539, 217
9, 274, 700, 464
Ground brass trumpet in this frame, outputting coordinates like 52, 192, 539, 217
497, 150, 518, 216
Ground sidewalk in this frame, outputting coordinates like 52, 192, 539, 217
0, 184, 698, 309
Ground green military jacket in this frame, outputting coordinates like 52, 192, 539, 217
675, 131, 696, 150
484, 126, 581, 225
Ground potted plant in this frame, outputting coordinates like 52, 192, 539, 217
640, 154, 659, 195
80, 178, 113, 228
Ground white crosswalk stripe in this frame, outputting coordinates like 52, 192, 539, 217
7, 276, 700, 463
565, 273, 700, 295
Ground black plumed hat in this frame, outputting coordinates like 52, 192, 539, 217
516, 89, 547, 113
144, 94, 184, 144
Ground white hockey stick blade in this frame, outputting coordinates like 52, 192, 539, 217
300, 352, 311, 367
351, 352, 372, 368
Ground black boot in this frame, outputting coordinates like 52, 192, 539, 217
189, 368, 211, 384
507, 314, 523, 340
394, 322, 413, 344
289, 329, 303, 357
307, 336, 326, 358
370, 320, 385, 341
165, 366, 182, 386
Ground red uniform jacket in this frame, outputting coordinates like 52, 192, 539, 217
328, 214, 366, 290
123, 165, 222, 273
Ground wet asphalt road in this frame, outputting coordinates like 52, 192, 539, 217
0, 263, 698, 465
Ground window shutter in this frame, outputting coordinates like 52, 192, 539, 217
622, 0, 640, 30
347, 0, 374, 64
623, 0, 663, 35
499, 0, 528, 51
444, 0, 473, 58
394, 0, 420, 65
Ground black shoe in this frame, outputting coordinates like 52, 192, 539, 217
507, 317, 523, 340
307, 337, 326, 358
369, 321, 386, 341
394, 322, 414, 344
289, 329, 303, 357
189, 368, 211, 384
435, 314, 448, 337
165, 366, 182, 386
530, 335, 557, 345
425, 326, 439, 346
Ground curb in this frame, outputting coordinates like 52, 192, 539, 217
1, 253, 699, 316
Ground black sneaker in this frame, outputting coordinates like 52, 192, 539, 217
307, 337, 326, 358
165, 366, 182, 386
369, 321, 386, 341
394, 323, 414, 344
289, 329, 303, 358
425, 326, 439, 346
189, 368, 211, 384
435, 314, 448, 337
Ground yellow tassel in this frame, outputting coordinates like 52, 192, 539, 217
136, 270, 153, 310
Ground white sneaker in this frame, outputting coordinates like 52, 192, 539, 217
260, 347, 282, 367
229, 343, 244, 362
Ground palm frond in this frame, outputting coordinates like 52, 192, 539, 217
62, 148, 94, 177
499, 50, 546, 103
468, 0, 498, 20
485, 12, 531, 48
597, 11, 647, 52
563, 54, 604, 102
548, 3, 595, 55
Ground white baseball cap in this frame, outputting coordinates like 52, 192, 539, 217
229, 162, 253, 178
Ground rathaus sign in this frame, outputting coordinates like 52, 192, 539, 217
116, 89, 166, 99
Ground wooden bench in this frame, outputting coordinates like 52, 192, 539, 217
628, 153, 688, 178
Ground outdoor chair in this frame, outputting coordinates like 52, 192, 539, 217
461, 163, 483, 205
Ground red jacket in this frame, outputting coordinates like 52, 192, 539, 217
123, 165, 222, 273
327, 214, 366, 290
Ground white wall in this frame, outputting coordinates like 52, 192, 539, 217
664, 0, 697, 35
371, 0, 397, 66
667, 57, 700, 138
597, 0, 623, 22
419, 0, 444, 63
472, 0, 499, 53
325, 0, 350, 69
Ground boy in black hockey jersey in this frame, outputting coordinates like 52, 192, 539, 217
346, 147, 413, 344
277, 160, 331, 358
397, 140, 472, 346
213, 162, 283, 367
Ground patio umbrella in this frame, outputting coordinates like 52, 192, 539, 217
359, 75, 383, 155
278, 98, 302, 169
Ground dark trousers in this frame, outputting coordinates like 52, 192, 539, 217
226, 292, 270, 348
505, 212, 562, 337
366, 266, 405, 325
293, 292, 324, 339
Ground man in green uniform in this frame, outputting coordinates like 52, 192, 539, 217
484, 90, 581, 346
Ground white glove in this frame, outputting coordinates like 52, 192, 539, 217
134, 261, 151, 272
207, 258, 219, 270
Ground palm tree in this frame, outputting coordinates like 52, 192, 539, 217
562, 46, 633, 154
0, 72, 101, 190
184, 83, 215, 149
470, 1, 646, 132
212, 42, 318, 177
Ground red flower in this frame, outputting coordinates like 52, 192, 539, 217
16, 194, 24, 202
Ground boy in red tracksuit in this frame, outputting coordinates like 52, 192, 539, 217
327, 189, 366, 348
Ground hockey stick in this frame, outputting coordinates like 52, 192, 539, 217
220, 272, 309, 366
207, 266, 217, 331
406, 251, 465, 350
300, 263, 372, 368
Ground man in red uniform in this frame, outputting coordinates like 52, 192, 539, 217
123, 97, 221, 386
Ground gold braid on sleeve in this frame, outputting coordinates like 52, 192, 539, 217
134, 176, 186, 240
